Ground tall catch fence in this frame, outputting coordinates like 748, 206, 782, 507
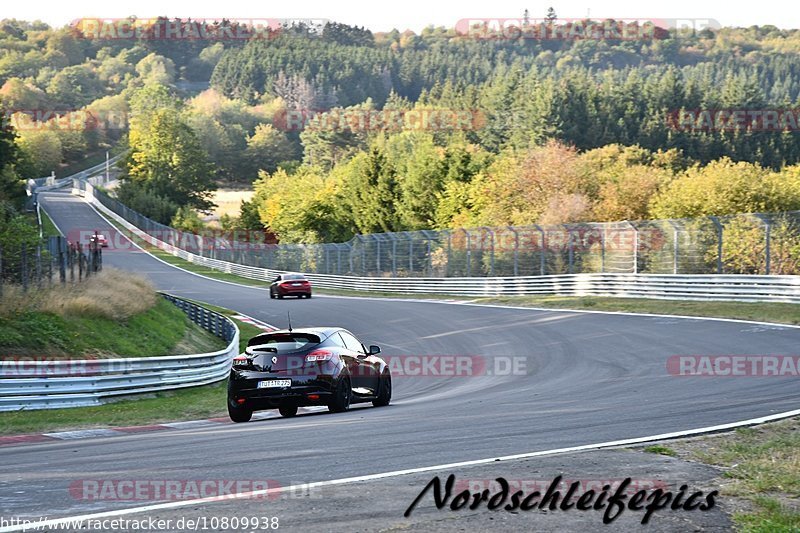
89, 186, 798, 278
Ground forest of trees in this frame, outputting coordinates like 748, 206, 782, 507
2, 16, 800, 246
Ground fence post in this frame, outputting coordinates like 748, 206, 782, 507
58, 237, 66, 284
565, 226, 574, 274
445, 231, 451, 278
374, 235, 381, 275
21, 243, 28, 292
534, 225, 546, 276
481, 227, 495, 277
347, 243, 353, 274
389, 233, 398, 277
507, 226, 519, 277
753, 214, 771, 275
765, 220, 771, 275
601, 224, 606, 274
360, 236, 367, 276
709, 216, 723, 274
408, 234, 414, 275
36, 245, 42, 289
426, 238, 432, 276
624, 221, 639, 274
463, 229, 471, 277
667, 220, 680, 275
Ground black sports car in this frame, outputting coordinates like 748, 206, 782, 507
227, 327, 391, 422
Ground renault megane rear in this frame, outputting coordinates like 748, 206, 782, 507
227, 328, 391, 422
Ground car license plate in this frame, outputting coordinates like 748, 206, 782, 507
291, 282, 302, 286
258, 379, 291, 389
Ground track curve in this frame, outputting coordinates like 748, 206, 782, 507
3, 192, 797, 520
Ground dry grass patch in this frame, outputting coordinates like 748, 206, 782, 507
1, 268, 156, 320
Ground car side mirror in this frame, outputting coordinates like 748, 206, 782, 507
368, 345, 381, 355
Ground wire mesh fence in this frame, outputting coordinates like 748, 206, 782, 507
90, 185, 800, 278
0, 236, 103, 297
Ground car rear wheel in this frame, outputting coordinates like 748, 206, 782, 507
328, 377, 352, 413
269, 290, 276, 299
228, 402, 252, 423
279, 404, 298, 417
373, 371, 392, 407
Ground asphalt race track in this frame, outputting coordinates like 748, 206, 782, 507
4, 192, 798, 530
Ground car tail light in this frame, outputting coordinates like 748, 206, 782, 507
306, 349, 333, 362
232, 355, 250, 367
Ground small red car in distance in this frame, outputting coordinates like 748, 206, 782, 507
89, 231, 108, 248
270, 273, 312, 299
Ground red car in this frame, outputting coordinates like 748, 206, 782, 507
270, 273, 312, 299
89, 231, 108, 248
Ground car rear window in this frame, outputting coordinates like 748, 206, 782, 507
283, 274, 306, 280
247, 332, 321, 354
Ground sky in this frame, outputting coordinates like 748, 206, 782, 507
6, 0, 800, 32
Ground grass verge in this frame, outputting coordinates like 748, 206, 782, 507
0, 305, 260, 435
663, 417, 800, 532
38, 207, 62, 237
0, 268, 225, 358
473, 295, 800, 326
0, 382, 229, 436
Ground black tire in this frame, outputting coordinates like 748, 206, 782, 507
373, 371, 392, 407
279, 404, 298, 417
228, 402, 252, 423
306, 293, 312, 299
278, 293, 284, 299
270, 290, 276, 299
328, 377, 352, 413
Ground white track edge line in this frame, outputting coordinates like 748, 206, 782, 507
2, 407, 799, 532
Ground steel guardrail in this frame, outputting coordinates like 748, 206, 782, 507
0, 293, 239, 411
